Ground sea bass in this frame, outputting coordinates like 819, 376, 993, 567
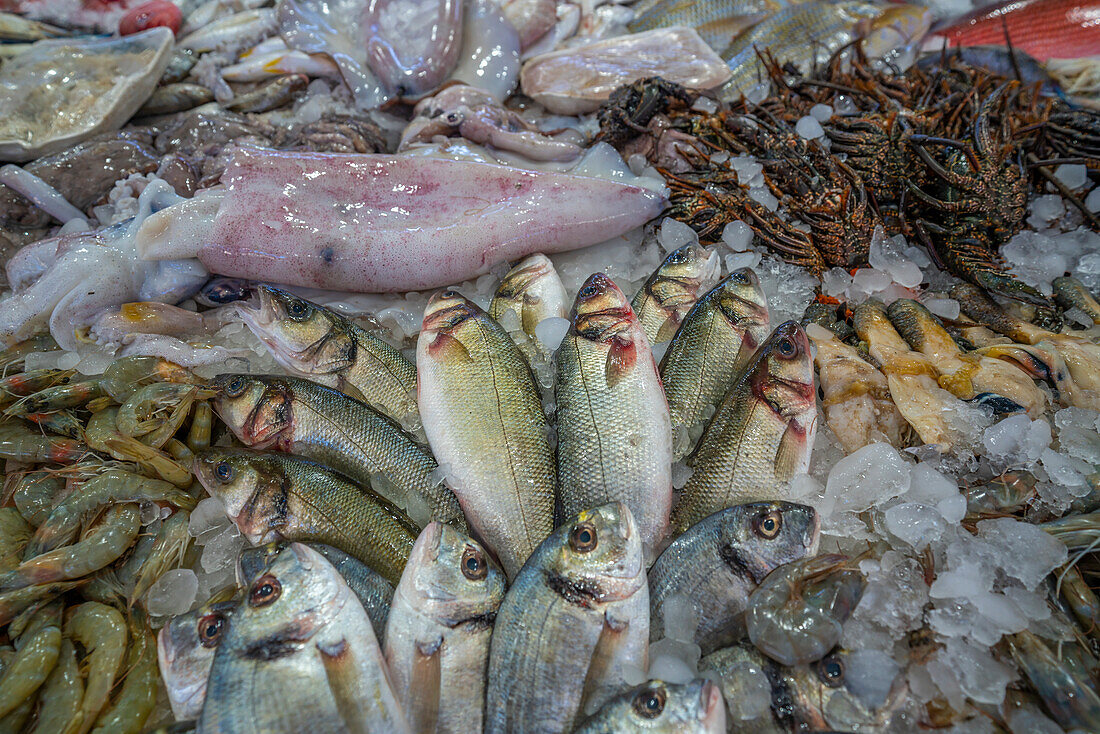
631, 244, 721, 346
574, 679, 726, 733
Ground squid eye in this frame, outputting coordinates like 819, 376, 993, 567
753, 510, 783, 539
817, 656, 845, 687
197, 613, 226, 648
214, 462, 234, 482
286, 299, 311, 321
249, 574, 282, 608
632, 685, 667, 719
775, 337, 797, 358
223, 376, 247, 397
461, 547, 487, 581
569, 522, 598, 553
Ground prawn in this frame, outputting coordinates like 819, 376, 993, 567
0, 423, 87, 464
29, 638, 83, 734
90, 611, 159, 734
62, 601, 128, 734
130, 509, 192, 606
0, 602, 62, 719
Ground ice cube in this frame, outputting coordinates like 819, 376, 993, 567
884, 502, 945, 550
843, 649, 900, 710
795, 116, 824, 139
825, 443, 911, 512
981, 415, 1050, 463
1086, 187, 1100, 213
809, 104, 833, 122
748, 187, 778, 211
671, 461, 693, 490
189, 496, 229, 539
923, 296, 959, 320
718, 660, 771, 720
534, 316, 570, 352
145, 568, 198, 617
976, 517, 1067, 589
720, 220, 754, 252
834, 94, 858, 116
1054, 163, 1088, 190
1028, 194, 1065, 227
657, 218, 698, 252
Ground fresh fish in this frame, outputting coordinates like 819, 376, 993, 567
628, 0, 785, 53
745, 554, 864, 666
384, 522, 506, 733
851, 300, 969, 449
933, 0, 1100, 62
224, 74, 309, 114
488, 253, 569, 347
208, 373, 466, 529
804, 322, 908, 454
721, 2, 931, 97
136, 83, 215, 116
886, 298, 1045, 417
136, 148, 666, 293
177, 9, 276, 53
486, 503, 649, 734
556, 273, 673, 556
193, 448, 419, 584
671, 321, 816, 534
237, 285, 419, 427
701, 643, 906, 731
520, 27, 733, 114
649, 501, 820, 654
157, 587, 239, 721
200, 543, 411, 733
1053, 276, 1100, 324
238, 541, 396, 640
0, 12, 73, 42
659, 268, 770, 447
574, 679, 726, 733
417, 290, 555, 579
631, 244, 721, 345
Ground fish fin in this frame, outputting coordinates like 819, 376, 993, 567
337, 380, 368, 404
318, 638, 371, 734
654, 318, 681, 345
429, 332, 472, 363
578, 609, 639, 725
407, 636, 443, 733
605, 335, 638, 388
774, 418, 811, 480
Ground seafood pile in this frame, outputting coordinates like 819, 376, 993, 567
0, 0, 1098, 731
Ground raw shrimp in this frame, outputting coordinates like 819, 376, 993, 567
1058, 565, 1100, 640
24, 410, 84, 440
1006, 629, 1100, 731
1041, 511, 1100, 552
964, 471, 1037, 517
0, 508, 31, 570
0, 504, 140, 591
99, 355, 200, 403
27, 469, 194, 556
63, 601, 128, 734
0, 582, 82, 627
5, 380, 107, 417
29, 638, 82, 734
744, 554, 865, 666
90, 611, 158, 734
0, 369, 74, 406
9, 471, 65, 528
0, 602, 61, 719
0, 424, 87, 464
0, 334, 58, 370
186, 401, 212, 453
84, 408, 191, 487
130, 509, 192, 605
117, 382, 208, 448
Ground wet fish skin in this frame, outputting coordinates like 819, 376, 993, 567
489, 253, 569, 338
486, 503, 648, 734
193, 447, 419, 584
671, 321, 817, 533
208, 373, 465, 530
200, 543, 410, 734
649, 501, 819, 654
556, 273, 673, 556
574, 678, 727, 733
416, 290, 555, 579
659, 267, 770, 444
631, 244, 722, 346
238, 542, 395, 640
1053, 276, 1100, 325
384, 522, 505, 733
628, 0, 785, 54
237, 284, 419, 427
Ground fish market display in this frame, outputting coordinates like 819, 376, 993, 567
0, 0, 1097, 731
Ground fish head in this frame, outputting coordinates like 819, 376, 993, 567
648, 244, 722, 304
571, 273, 634, 339
714, 501, 821, 584
192, 448, 285, 545
238, 541, 290, 587
495, 253, 556, 304
157, 586, 239, 720
583, 679, 727, 732
231, 542, 351, 656
209, 374, 290, 448
420, 289, 484, 360
861, 3, 932, 59
787, 648, 908, 730
400, 521, 506, 624
716, 268, 770, 348
238, 286, 354, 376
548, 502, 646, 603
753, 321, 816, 419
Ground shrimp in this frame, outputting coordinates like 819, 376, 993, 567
1058, 564, 1100, 640
0, 504, 140, 591
964, 471, 1037, 517
0, 508, 31, 572
0, 334, 58, 370
1040, 511, 1100, 552
130, 509, 193, 606
63, 601, 128, 734
84, 409, 191, 487
0, 581, 83, 627
9, 471, 65, 527
0, 423, 87, 464
90, 611, 158, 734
0, 602, 62, 719
29, 638, 83, 734
5, 380, 107, 417
99, 355, 201, 403
186, 401, 212, 453
117, 383, 208, 449
0, 369, 74, 406
24, 410, 85, 440
27, 469, 195, 556
744, 554, 865, 666
1006, 629, 1100, 731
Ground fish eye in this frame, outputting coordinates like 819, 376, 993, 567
569, 522, 598, 553
461, 546, 487, 581
441, 289, 458, 299
286, 299, 311, 321
753, 510, 783, 539
223, 376, 247, 397
775, 337, 797, 358
213, 462, 234, 483
579, 283, 599, 299
197, 613, 226, 648
249, 575, 282, 608
667, 249, 688, 263
817, 656, 845, 687
632, 685, 666, 719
